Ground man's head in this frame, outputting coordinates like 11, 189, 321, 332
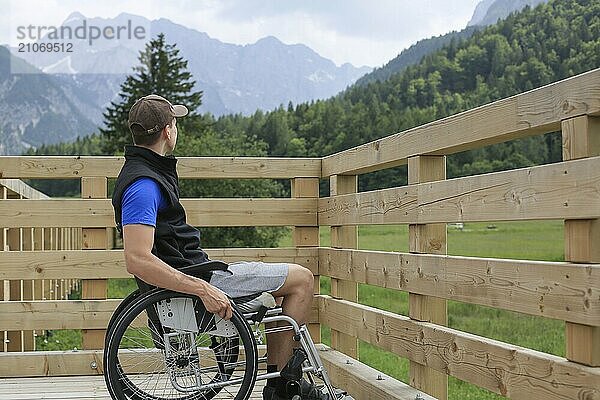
128, 94, 188, 153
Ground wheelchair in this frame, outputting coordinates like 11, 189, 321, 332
103, 261, 349, 400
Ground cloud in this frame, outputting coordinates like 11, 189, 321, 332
214, 0, 478, 41
1, 0, 481, 67
206, 0, 480, 66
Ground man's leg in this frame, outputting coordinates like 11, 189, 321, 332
267, 263, 314, 369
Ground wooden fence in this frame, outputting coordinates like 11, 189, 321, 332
0, 68, 599, 399
0, 179, 80, 353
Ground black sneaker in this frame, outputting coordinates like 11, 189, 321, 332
263, 379, 350, 400
300, 379, 353, 400
262, 385, 290, 400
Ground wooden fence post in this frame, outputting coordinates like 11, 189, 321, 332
562, 115, 600, 366
329, 175, 358, 358
408, 155, 448, 400
81, 177, 108, 350
0, 185, 6, 352
7, 218, 23, 352
43, 228, 54, 301
21, 227, 35, 351
292, 177, 321, 342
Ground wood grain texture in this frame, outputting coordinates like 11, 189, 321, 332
562, 115, 600, 367
330, 175, 358, 359
319, 248, 600, 326
0, 349, 425, 400
562, 116, 600, 161
0, 298, 320, 332
318, 345, 437, 400
564, 219, 600, 264
0, 179, 49, 200
292, 178, 321, 341
0, 299, 120, 331
408, 155, 448, 400
0, 375, 270, 399
566, 322, 600, 367
0, 247, 319, 280
0, 156, 321, 179
0, 350, 104, 377
318, 296, 600, 400
319, 156, 600, 225
0, 198, 4, 351
7, 227, 23, 353
81, 177, 107, 351
0, 198, 316, 228
322, 68, 600, 176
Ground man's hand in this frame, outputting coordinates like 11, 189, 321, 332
197, 282, 233, 320
123, 224, 233, 320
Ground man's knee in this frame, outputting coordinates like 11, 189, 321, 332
288, 263, 314, 292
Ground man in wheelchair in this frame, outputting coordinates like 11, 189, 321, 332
108, 95, 348, 400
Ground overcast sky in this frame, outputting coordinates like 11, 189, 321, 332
1, 0, 481, 67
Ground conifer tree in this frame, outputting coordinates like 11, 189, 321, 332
100, 33, 203, 154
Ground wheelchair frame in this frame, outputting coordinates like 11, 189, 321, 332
103, 261, 344, 400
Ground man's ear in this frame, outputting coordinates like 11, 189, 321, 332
163, 124, 171, 139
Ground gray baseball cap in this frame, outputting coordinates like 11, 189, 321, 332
128, 94, 188, 136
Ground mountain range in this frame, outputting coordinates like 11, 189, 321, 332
356, 0, 549, 86
1, 14, 369, 154
0, 0, 549, 155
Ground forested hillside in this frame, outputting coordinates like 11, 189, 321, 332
354, 27, 478, 87
29, 0, 600, 194
207, 0, 598, 190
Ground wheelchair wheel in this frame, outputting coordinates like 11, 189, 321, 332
104, 289, 140, 349
104, 288, 257, 400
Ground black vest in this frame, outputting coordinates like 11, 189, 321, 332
112, 145, 211, 279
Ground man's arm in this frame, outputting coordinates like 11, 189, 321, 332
123, 224, 232, 320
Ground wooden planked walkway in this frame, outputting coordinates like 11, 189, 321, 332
0, 376, 267, 400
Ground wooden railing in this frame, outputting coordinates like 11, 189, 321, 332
317, 68, 600, 399
0, 179, 81, 353
0, 68, 599, 399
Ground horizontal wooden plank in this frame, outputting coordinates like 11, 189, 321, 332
0, 156, 321, 179
0, 198, 316, 228
0, 247, 319, 280
0, 179, 49, 200
319, 248, 600, 326
319, 156, 600, 225
0, 346, 270, 378
0, 250, 128, 280
318, 344, 436, 400
0, 350, 104, 377
318, 296, 600, 400
0, 374, 268, 399
0, 298, 320, 331
0, 375, 108, 399
322, 68, 600, 176
182, 198, 317, 227
0, 299, 119, 330
0, 348, 259, 379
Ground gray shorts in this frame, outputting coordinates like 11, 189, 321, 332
209, 261, 289, 298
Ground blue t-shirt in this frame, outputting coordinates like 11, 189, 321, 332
121, 177, 168, 227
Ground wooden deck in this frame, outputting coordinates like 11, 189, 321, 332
0, 375, 268, 399
0, 347, 435, 400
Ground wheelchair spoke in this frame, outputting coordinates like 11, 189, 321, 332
105, 290, 257, 400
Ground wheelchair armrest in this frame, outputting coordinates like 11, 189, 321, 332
179, 260, 228, 278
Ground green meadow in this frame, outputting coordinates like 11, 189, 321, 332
281, 221, 565, 399
38, 220, 565, 399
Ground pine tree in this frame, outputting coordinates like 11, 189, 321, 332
99, 33, 203, 154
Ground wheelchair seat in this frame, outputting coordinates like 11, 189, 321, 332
233, 292, 277, 313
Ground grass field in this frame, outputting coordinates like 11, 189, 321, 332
38, 220, 565, 399
281, 220, 566, 399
